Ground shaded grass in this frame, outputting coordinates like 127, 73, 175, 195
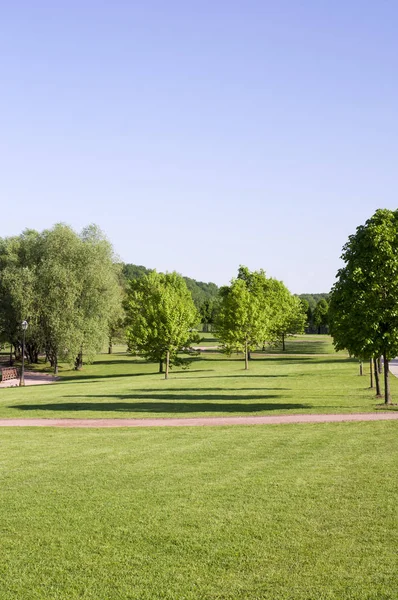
0, 423, 397, 599
1, 351, 397, 419
260, 334, 341, 355
197, 334, 341, 354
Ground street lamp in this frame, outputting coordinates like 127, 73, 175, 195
19, 320, 28, 387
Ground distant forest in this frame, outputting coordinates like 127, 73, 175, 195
297, 293, 330, 312
122, 264, 219, 309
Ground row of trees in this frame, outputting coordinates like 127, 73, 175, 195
217, 267, 306, 368
0, 225, 122, 373
0, 225, 310, 378
329, 208, 398, 405
124, 266, 307, 377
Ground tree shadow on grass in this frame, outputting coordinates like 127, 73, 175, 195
251, 356, 354, 365
174, 374, 289, 379
134, 387, 290, 392
11, 398, 309, 414
67, 391, 291, 401
93, 358, 145, 365
60, 369, 215, 382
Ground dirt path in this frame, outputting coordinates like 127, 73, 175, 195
0, 372, 59, 388
0, 412, 397, 428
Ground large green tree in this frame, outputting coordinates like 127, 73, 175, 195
329, 208, 398, 404
0, 224, 122, 373
216, 267, 270, 369
125, 271, 200, 378
266, 284, 307, 351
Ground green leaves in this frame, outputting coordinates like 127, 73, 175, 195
0, 224, 122, 371
330, 209, 398, 403
125, 271, 200, 371
216, 267, 303, 362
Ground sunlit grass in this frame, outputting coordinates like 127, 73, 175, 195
0, 348, 395, 419
0, 422, 397, 599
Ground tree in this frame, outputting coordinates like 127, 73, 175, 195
216, 267, 270, 369
329, 208, 398, 404
0, 230, 43, 364
313, 298, 329, 334
125, 271, 200, 379
267, 285, 307, 350
0, 224, 121, 374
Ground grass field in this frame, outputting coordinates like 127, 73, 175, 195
0, 349, 396, 419
0, 422, 397, 599
1, 336, 397, 599
195, 333, 340, 353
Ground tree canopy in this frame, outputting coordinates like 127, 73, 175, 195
329, 208, 398, 404
216, 267, 303, 367
0, 224, 122, 373
125, 271, 200, 378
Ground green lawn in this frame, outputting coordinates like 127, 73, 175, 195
0, 423, 397, 599
261, 334, 340, 354
192, 333, 339, 353
0, 349, 396, 419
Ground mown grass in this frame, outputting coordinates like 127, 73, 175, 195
195, 333, 339, 353
261, 334, 339, 354
0, 422, 397, 599
0, 349, 396, 419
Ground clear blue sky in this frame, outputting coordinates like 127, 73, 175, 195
1, 1, 397, 293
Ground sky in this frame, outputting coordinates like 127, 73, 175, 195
1, 1, 398, 293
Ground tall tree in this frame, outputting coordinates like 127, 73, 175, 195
216, 268, 270, 369
125, 271, 200, 378
0, 224, 121, 373
267, 285, 307, 351
313, 298, 329, 334
329, 208, 398, 404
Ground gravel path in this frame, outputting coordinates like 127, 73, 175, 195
0, 372, 59, 388
0, 412, 397, 428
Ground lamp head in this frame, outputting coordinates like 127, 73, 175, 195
21, 320, 28, 331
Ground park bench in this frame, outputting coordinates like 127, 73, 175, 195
0, 367, 19, 382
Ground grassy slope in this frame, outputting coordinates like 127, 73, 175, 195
0, 423, 397, 599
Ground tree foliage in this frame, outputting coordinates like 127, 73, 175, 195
329, 208, 398, 404
216, 267, 306, 365
125, 271, 200, 378
313, 298, 329, 333
121, 263, 219, 320
0, 224, 122, 373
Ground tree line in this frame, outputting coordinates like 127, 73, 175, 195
124, 265, 307, 377
0, 224, 321, 377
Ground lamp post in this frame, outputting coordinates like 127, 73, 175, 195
19, 320, 28, 387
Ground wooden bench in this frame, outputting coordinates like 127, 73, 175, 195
0, 367, 19, 382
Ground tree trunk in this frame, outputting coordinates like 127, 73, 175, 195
282, 333, 286, 351
159, 359, 163, 373
54, 360, 58, 376
165, 350, 170, 380
383, 353, 392, 405
378, 356, 382, 374
359, 361, 363, 376
108, 340, 112, 354
244, 340, 248, 370
374, 358, 382, 398
369, 358, 374, 388
248, 350, 251, 360
9, 343, 14, 366
75, 350, 83, 370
